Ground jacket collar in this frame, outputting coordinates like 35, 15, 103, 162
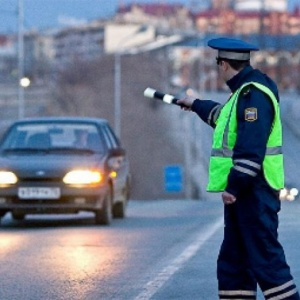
226, 65, 254, 92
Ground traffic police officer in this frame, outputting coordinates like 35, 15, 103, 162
178, 37, 300, 299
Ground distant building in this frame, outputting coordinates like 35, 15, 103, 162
104, 24, 155, 54
114, 2, 300, 36
289, 7, 300, 35
195, 8, 300, 35
115, 3, 193, 30
0, 35, 15, 57
53, 21, 105, 66
212, 0, 232, 9
0, 1, 299, 92
234, 0, 287, 11
0, 34, 17, 83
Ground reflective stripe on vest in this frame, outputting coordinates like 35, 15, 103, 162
207, 82, 284, 192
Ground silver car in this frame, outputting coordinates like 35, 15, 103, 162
0, 117, 131, 225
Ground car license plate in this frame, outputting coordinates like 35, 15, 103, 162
18, 187, 61, 199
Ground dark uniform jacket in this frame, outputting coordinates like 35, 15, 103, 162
191, 65, 279, 197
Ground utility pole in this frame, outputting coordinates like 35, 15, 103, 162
114, 25, 148, 138
18, 0, 24, 119
114, 51, 121, 138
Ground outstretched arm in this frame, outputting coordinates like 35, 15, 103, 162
177, 97, 222, 128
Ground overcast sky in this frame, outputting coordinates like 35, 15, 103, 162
0, 0, 298, 33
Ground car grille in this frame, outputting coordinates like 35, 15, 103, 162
18, 177, 62, 182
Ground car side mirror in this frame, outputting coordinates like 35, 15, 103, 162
107, 148, 126, 170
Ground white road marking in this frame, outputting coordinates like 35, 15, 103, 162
134, 216, 224, 300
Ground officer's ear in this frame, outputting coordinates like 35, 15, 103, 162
222, 60, 230, 71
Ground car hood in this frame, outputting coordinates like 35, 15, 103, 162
0, 153, 106, 178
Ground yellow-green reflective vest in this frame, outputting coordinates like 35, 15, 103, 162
207, 82, 284, 192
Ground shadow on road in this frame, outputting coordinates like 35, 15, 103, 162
0, 212, 104, 229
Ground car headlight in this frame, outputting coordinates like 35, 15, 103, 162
0, 171, 18, 185
63, 170, 103, 185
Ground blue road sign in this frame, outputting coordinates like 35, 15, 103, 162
164, 165, 183, 192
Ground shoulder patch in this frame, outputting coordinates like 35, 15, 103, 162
245, 107, 257, 121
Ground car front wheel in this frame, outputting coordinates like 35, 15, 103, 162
113, 181, 130, 219
95, 193, 112, 225
113, 201, 126, 218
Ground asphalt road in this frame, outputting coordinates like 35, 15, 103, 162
0, 199, 222, 300
0, 195, 300, 299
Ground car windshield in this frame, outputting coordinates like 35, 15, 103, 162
0, 122, 105, 154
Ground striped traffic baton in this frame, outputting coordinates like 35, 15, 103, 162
143, 87, 188, 108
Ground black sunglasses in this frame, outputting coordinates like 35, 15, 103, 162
216, 57, 223, 66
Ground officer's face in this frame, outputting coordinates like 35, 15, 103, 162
217, 59, 226, 78
217, 60, 232, 82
